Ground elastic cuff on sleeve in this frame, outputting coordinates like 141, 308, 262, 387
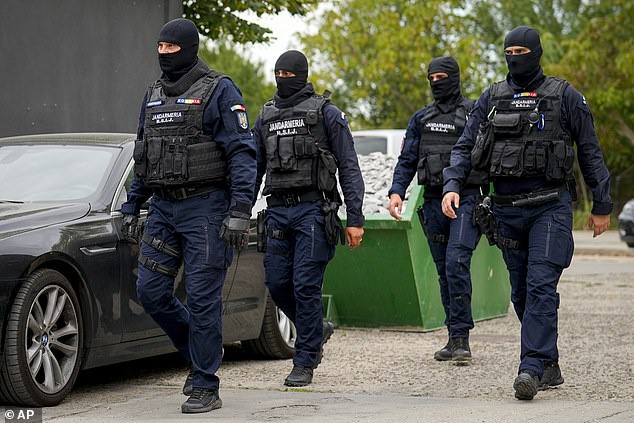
346, 214, 365, 228
591, 202, 613, 216
443, 181, 461, 197
232, 201, 252, 216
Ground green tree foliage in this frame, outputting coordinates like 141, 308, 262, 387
303, 0, 634, 206
198, 42, 276, 125
550, 0, 634, 179
302, 0, 492, 129
184, 0, 317, 43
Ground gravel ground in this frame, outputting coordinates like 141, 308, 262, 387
69, 256, 634, 405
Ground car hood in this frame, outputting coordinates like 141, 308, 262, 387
0, 202, 91, 238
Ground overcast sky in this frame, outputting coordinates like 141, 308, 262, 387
236, 5, 330, 81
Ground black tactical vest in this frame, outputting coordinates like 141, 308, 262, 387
133, 71, 227, 188
487, 76, 573, 182
260, 94, 338, 195
417, 98, 487, 187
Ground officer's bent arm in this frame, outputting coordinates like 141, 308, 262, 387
388, 109, 424, 199
562, 86, 613, 215
121, 94, 152, 215
442, 89, 490, 196
205, 78, 257, 215
323, 105, 365, 227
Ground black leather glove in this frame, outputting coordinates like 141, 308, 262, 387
219, 210, 250, 249
121, 214, 139, 243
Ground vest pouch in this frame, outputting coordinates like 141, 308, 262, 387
471, 121, 494, 170
425, 153, 446, 186
492, 113, 522, 136
294, 136, 317, 158
187, 141, 227, 183
133, 139, 147, 178
265, 135, 281, 170
162, 137, 188, 184
523, 143, 547, 174
416, 156, 427, 185
546, 140, 574, 181
277, 136, 297, 171
318, 149, 338, 192
145, 137, 164, 182
489, 142, 524, 176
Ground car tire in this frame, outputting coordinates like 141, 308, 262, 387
242, 295, 295, 359
0, 269, 83, 406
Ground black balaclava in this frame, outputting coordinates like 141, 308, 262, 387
427, 56, 461, 104
504, 25, 543, 87
157, 18, 199, 81
274, 50, 309, 99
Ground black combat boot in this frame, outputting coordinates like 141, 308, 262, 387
434, 338, 455, 361
314, 320, 335, 369
181, 388, 222, 413
182, 368, 194, 396
284, 365, 314, 387
452, 337, 472, 364
538, 361, 564, 390
513, 369, 540, 400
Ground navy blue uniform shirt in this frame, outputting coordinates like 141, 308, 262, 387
443, 75, 613, 215
253, 103, 365, 228
122, 77, 257, 215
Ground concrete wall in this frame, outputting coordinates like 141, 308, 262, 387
0, 0, 182, 137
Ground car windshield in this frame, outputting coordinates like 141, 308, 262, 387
0, 144, 118, 202
353, 136, 388, 155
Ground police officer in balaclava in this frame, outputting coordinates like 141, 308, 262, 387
121, 17, 257, 413
389, 56, 488, 365
443, 26, 612, 400
252, 50, 365, 387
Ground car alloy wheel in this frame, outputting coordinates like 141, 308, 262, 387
26, 284, 80, 394
0, 269, 83, 406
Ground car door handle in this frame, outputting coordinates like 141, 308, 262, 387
80, 245, 117, 256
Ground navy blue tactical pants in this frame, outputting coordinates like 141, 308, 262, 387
136, 190, 231, 390
264, 201, 336, 368
421, 195, 481, 338
493, 190, 574, 377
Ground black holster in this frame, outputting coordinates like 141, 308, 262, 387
256, 210, 267, 252
473, 196, 497, 246
321, 201, 345, 246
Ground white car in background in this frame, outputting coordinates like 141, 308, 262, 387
351, 129, 406, 157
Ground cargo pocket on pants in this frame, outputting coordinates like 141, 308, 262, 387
544, 213, 573, 268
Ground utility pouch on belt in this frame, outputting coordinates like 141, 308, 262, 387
321, 201, 345, 246
473, 196, 497, 246
256, 210, 267, 253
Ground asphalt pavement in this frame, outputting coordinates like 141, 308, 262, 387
11, 230, 634, 423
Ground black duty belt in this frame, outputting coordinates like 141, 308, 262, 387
491, 186, 565, 207
266, 190, 324, 208
152, 185, 218, 201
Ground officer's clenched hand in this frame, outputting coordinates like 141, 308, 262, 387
220, 211, 250, 249
442, 192, 460, 219
588, 214, 610, 238
121, 214, 139, 243
388, 194, 403, 221
346, 227, 364, 250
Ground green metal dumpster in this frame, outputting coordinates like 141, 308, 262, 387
322, 185, 510, 330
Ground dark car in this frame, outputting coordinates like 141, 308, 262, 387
618, 199, 634, 248
0, 133, 296, 407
